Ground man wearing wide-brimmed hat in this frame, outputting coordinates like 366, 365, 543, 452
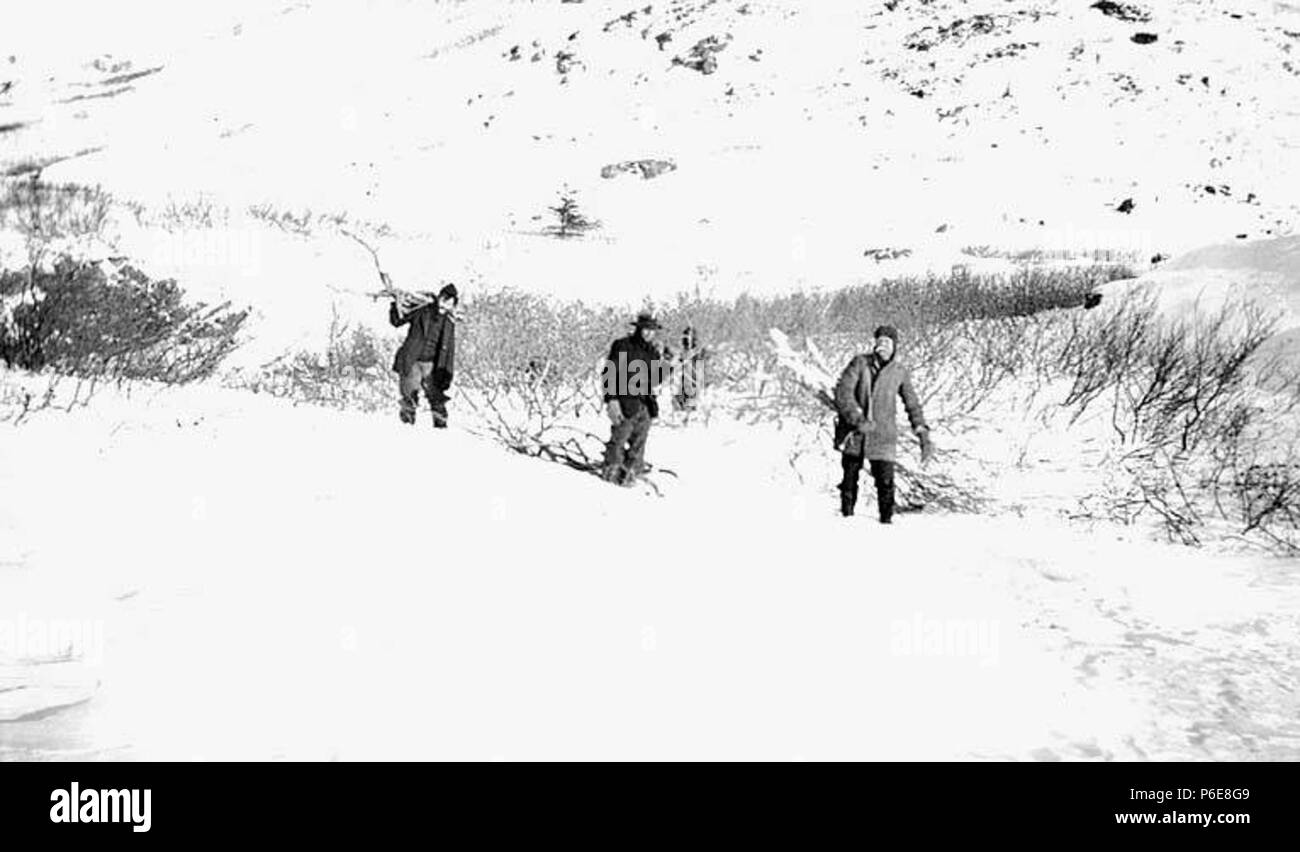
600, 310, 668, 484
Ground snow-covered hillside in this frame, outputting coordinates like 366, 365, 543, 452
1094, 233, 1300, 372
3, 0, 1299, 302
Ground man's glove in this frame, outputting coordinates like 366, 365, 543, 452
918, 428, 935, 465
855, 419, 875, 435
606, 400, 624, 425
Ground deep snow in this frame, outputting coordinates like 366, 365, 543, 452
2, 373, 1297, 760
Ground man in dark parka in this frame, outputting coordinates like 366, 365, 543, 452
601, 311, 668, 484
390, 283, 458, 427
833, 324, 934, 522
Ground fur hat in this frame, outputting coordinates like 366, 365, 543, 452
873, 324, 899, 344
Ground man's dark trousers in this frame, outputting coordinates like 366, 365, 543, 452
604, 407, 651, 482
840, 454, 895, 522
399, 361, 449, 427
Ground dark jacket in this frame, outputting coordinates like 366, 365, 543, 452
601, 333, 667, 419
390, 302, 456, 388
834, 353, 927, 461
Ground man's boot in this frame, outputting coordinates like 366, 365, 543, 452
840, 454, 864, 518
869, 460, 896, 524
878, 488, 894, 524
430, 391, 450, 429
399, 388, 418, 424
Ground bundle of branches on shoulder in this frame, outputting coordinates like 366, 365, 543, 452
767, 329, 988, 513
383, 274, 468, 323
339, 227, 465, 320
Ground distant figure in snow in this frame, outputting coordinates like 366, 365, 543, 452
525, 357, 546, 382
671, 325, 705, 412
833, 324, 933, 523
389, 283, 458, 428
600, 311, 668, 484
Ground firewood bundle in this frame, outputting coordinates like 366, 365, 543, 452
340, 228, 464, 320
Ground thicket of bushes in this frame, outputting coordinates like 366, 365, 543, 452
0, 256, 248, 383
649, 264, 1131, 364
252, 265, 1140, 495
229, 305, 394, 411
0, 179, 249, 395
1058, 294, 1300, 552
0, 180, 113, 258
5, 176, 1289, 552
428, 264, 1295, 553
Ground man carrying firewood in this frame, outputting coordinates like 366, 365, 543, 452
833, 324, 934, 523
390, 283, 459, 428
601, 311, 668, 485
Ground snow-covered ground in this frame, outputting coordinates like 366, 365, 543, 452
1, 372, 1297, 760
3, 1, 1300, 760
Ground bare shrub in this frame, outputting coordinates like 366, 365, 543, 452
0, 180, 247, 389
0, 370, 39, 424
1061, 294, 1278, 450
229, 306, 393, 411
1225, 458, 1300, 554
960, 245, 1146, 265
1058, 290, 1299, 551
157, 195, 228, 231
1059, 291, 1160, 421
1204, 402, 1300, 554
655, 264, 1132, 397
0, 180, 113, 265
247, 204, 395, 240
0, 255, 247, 385
457, 289, 621, 472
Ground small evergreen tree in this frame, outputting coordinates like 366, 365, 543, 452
546, 188, 600, 238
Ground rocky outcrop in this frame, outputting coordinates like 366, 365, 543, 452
1090, 1, 1152, 23
672, 35, 730, 75
600, 159, 677, 180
